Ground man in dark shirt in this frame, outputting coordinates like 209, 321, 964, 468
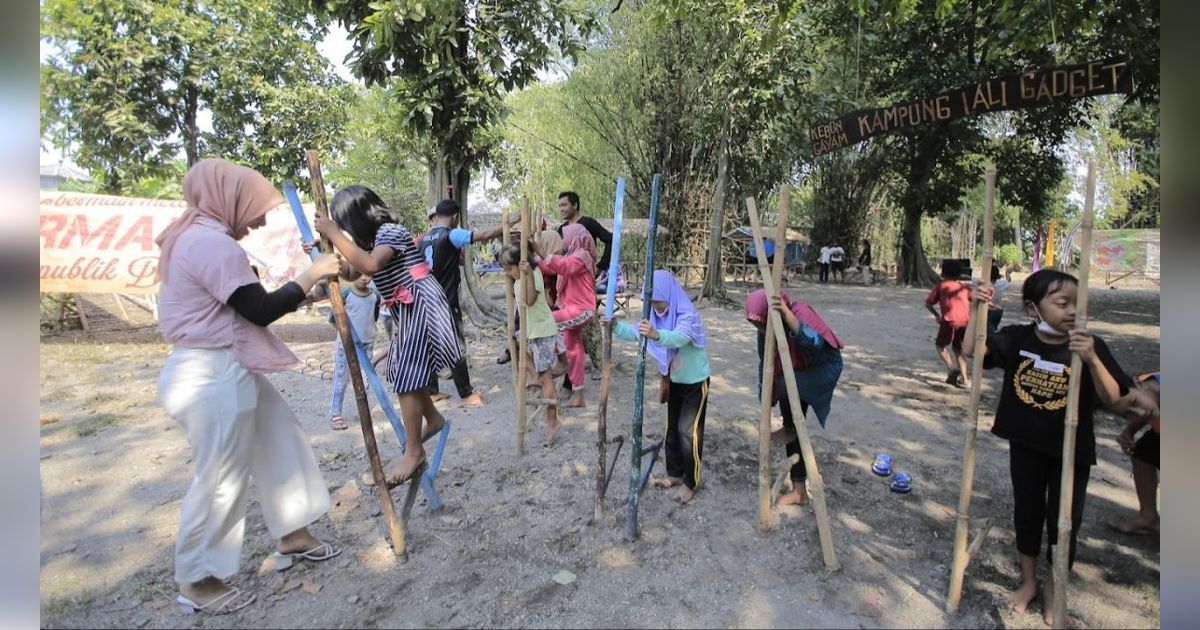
420, 199, 514, 406
555, 191, 613, 277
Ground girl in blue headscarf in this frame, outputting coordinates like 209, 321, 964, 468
605, 269, 710, 504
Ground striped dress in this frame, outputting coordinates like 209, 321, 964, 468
371, 223, 461, 394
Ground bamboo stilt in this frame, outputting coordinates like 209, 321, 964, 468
305, 151, 408, 560
1052, 160, 1097, 629
757, 186, 790, 532
946, 164, 997, 613
596, 178, 625, 519
746, 198, 838, 570
626, 174, 661, 542
517, 198, 531, 455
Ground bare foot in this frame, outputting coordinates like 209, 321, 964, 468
430, 392, 451, 403
957, 378, 971, 390
776, 487, 810, 506
1005, 579, 1038, 613
770, 428, 796, 445
421, 415, 445, 442
1041, 578, 1074, 626
384, 454, 427, 487
1107, 515, 1159, 535
564, 392, 586, 408
461, 392, 485, 407
545, 421, 562, 446
672, 485, 695, 504
945, 370, 961, 385
496, 349, 511, 364
651, 476, 682, 489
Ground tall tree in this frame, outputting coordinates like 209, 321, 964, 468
41, 0, 350, 193
310, 0, 597, 322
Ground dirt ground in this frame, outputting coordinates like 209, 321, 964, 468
39, 275, 1160, 629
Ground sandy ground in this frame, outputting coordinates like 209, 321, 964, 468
39, 276, 1160, 628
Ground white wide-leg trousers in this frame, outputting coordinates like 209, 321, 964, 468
158, 347, 330, 584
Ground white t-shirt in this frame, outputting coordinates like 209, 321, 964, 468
829, 246, 845, 262
819, 246, 832, 264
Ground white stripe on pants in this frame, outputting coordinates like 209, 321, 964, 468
158, 347, 331, 584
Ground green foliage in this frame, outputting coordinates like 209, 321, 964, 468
994, 243, 1020, 267
41, 0, 350, 193
325, 85, 431, 227
309, 0, 598, 178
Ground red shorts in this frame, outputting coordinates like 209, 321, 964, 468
937, 321, 967, 350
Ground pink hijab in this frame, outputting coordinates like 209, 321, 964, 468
745, 288, 843, 374
155, 158, 283, 281
562, 223, 597, 275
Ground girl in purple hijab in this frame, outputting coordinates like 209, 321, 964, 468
605, 270, 710, 504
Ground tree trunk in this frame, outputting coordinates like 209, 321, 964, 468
898, 202, 939, 286
1013, 205, 1023, 266
182, 82, 199, 167
701, 110, 731, 299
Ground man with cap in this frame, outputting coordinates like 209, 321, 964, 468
420, 199, 516, 405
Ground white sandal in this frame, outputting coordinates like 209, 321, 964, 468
176, 587, 256, 615
268, 542, 342, 571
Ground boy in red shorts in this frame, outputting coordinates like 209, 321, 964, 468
925, 260, 973, 387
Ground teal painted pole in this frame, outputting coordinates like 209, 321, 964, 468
626, 173, 661, 541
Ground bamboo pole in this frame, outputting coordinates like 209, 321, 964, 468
596, 177, 626, 519
746, 197, 839, 570
305, 151, 408, 560
757, 187, 790, 532
517, 198, 531, 455
946, 164, 997, 613
502, 204, 520, 447
626, 173, 662, 542
1051, 160, 1096, 629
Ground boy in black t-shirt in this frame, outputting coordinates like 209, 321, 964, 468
965, 269, 1132, 625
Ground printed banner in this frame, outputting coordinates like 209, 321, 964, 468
809, 56, 1132, 157
1090, 229, 1160, 275
39, 191, 311, 294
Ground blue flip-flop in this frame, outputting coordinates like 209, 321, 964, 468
890, 471, 913, 494
872, 453, 892, 477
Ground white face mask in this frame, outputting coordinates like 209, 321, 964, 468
1032, 304, 1068, 337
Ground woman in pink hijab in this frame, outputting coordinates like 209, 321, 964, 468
533, 223, 596, 407
156, 159, 342, 615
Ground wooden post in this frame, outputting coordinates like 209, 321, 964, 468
746, 197, 839, 570
757, 186, 790, 532
1051, 160, 1096, 629
73, 294, 90, 331
946, 164, 997, 613
597, 178, 626, 519
626, 173, 661, 542
305, 151, 409, 560
516, 198, 531, 455
502, 204, 520, 445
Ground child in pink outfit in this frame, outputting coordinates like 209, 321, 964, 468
534, 223, 596, 408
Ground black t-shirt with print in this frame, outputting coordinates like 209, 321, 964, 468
984, 323, 1132, 465
420, 225, 466, 309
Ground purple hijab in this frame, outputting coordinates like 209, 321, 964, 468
647, 269, 706, 375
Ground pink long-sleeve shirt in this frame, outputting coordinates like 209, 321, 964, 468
539, 253, 596, 313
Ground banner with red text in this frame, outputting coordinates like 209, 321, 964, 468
39, 191, 311, 294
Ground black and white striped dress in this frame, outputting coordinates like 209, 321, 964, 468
372, 223, 461, 394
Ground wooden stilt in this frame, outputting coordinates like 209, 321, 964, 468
502, 205, 521, 452
757, 186, 790, 532
946, 164, 997, 612
596, 178, 625, 519
747, 198, 839, 570
305, 151, 408, 560
516, 198, 531, 455
1052, 160, 1097, 629
626, 174, 661, 542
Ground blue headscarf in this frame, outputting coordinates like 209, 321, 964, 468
647, 269, 706, 375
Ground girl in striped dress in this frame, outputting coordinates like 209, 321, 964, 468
314, 185, 458, 486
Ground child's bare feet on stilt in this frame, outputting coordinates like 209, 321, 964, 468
672, 485, 695, 504
776, 484, 810, 506
385, 453, 427, 487
650, 476, 681, 489
564, 391, 585, 408
1005, 579, 1038, 613
421, 415, 445, 442
1040, 575, 1075, 626
545, 420, 562, 446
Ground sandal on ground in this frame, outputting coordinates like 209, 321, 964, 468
872, 452, 892, 477
176, 588, 256, 615
329, 415, 348, 431
890, 471, 913, 494
269, 541, 342, 571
